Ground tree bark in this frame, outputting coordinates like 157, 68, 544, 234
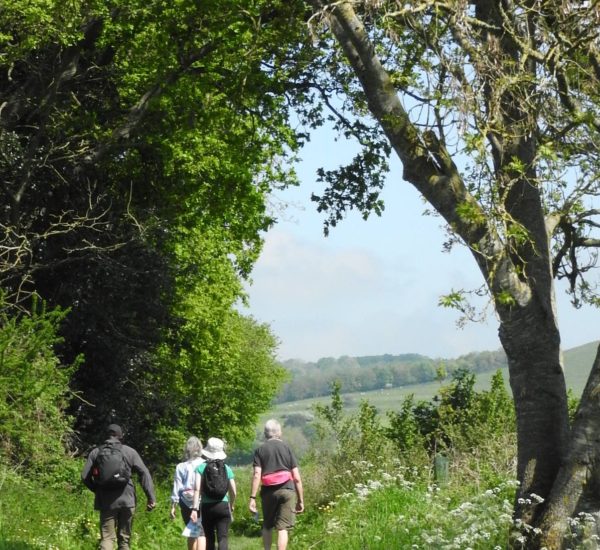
497, 300, 569, 530
536, 344, 600, 548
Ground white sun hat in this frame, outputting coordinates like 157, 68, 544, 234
202, 437, 226, 460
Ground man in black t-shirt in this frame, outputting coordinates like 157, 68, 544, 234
249, 419, 304, 550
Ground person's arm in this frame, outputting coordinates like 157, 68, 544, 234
249, 465, 261, 514
170, 465, 182, 519
130, 448, 156, 510
227, 466, 237, 512
80, 449, 97, 492
292, 467, 304, 513
190, 466, 201, 523
228, 474, 237, 511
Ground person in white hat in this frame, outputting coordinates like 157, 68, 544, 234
190, 437, 236, 550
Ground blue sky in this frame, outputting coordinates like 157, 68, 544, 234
243, 128, 600, 363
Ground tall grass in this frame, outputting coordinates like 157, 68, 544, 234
290, 456, 517, 549
0, 463, 261, 550
3, 443, 598, 549
2, 460, 516, 550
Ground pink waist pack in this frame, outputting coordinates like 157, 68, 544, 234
261, 470, 292, 486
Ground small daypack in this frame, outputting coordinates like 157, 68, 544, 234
92, 441, 130, 489
201, 459, 228, 500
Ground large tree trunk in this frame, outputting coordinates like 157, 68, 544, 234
536, 344, 600, 548
497, 302, 570, 528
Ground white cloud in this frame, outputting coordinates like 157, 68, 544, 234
244, 225, 502, 362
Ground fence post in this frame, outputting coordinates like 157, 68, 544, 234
434, 453, 449, 485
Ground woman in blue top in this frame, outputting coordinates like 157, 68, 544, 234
190, 438, 236, 550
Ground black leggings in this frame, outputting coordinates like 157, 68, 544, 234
201, 501, 231, 550
179, 502, 193, 525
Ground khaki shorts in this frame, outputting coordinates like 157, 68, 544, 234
261, 487, 295, 531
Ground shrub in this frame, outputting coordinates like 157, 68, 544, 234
0, 295, 79, 477
387, 369, 516, 455
307, 382, 397, 505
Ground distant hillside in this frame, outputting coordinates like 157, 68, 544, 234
276, 341, 599, 404
564, 341, 599, 393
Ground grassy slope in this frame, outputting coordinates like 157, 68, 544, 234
563, 340, 599, 392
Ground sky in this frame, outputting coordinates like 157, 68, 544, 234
242, 127, 600, 363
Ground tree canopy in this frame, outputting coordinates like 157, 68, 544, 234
0, 0, 308, 460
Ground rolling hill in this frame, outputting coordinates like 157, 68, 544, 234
563, 340, 600, 392
271, 341, 599, 417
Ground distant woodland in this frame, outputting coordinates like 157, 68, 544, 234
276, 350, 507, 402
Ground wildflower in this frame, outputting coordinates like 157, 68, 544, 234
368, 480, 383, 490
578, 511, 596, 523
326, 518, 342, 534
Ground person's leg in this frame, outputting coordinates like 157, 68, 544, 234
262, 528, 273, 550
272, 489, 295, 550
100, 510, 117, 550
277, 529, 289, 550
188, 534, 207, 550
116, 507, 135, 550
180, 503, 198, 550
214, 502, 231, 550
261, 490, 276, 550
201, 504, 217, 550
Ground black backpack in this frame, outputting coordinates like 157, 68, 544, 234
92, 441, 130, 489
201, 459, 229, 500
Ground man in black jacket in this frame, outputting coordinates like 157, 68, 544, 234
81, 424, 156, 549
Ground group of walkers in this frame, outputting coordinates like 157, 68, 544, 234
81, 419, 304, 550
